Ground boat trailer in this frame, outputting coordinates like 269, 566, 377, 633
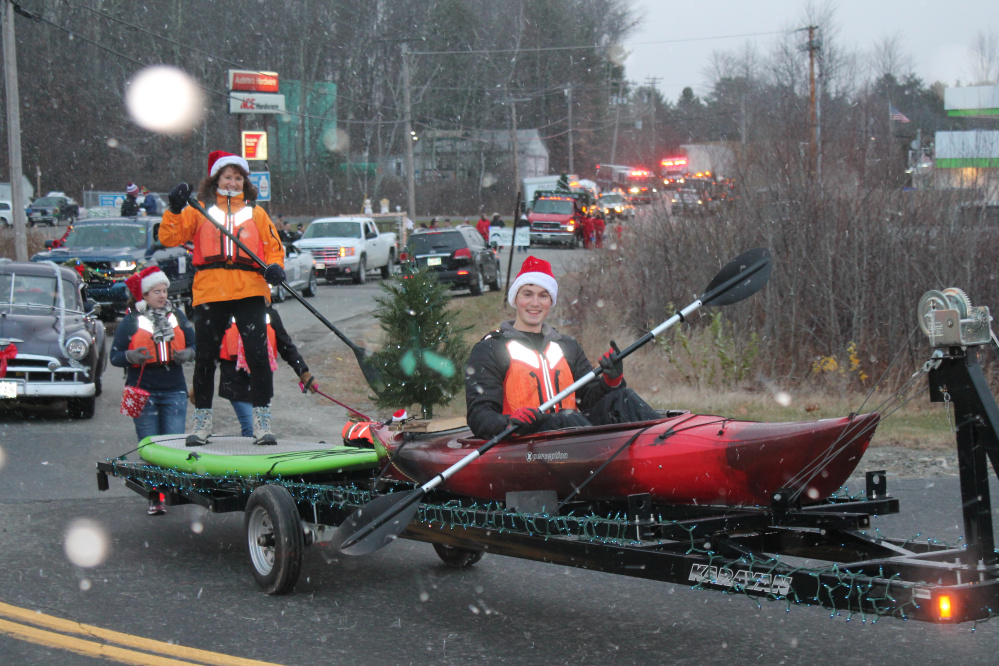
96, 291, 999, 625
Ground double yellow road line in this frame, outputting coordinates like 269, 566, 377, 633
0, 601, 282, 665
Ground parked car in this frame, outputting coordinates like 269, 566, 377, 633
295, 216, 397, 284
271, 244, 318, 302
29, 217, 194, 320
0, 200, 11, 227
599, 192, 636, 220
28, 194, 80, 226
402, 226, 501, 296
0, 259, 106, 418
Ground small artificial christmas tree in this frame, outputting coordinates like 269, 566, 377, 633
369, 266, 470, 419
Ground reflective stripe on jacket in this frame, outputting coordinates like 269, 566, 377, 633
128, 313, 186, 365
501, 339, 576, 413
195, 203, 262, 269
219, 315, 277, 361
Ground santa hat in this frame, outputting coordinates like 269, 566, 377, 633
126, 266, 170, 310
391, 408, 408, 422
507, 256, 558, 308
208, 150, 249, 178
125, 183, 139, 196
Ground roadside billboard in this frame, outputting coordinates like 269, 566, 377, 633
227, 70, 279, 93
242, 131, 268, 160
248, 172, 271, 202
229, 92, 286, 115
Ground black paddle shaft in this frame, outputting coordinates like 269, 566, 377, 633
184, 196, 383, 389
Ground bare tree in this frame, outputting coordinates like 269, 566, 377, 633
968, 28, 999, 85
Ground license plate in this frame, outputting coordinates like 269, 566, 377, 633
427, 257, 442, 266
315, 262, 326, 270
0, 381, 17, 399
543, 234, 553, 239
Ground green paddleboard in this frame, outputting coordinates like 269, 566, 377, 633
138, 434, 380, 477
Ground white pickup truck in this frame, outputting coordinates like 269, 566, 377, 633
294, 216, 397, 284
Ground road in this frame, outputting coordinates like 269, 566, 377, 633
2, 243, 998, 664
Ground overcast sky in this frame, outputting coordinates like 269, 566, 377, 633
624, 0, 996, 101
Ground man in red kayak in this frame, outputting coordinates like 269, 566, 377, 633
465, 256, 657, 439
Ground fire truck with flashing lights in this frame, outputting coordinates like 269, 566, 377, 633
594, 164, 658, 204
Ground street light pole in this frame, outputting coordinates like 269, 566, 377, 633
3, 0, 28, 260
564, 84, 574, 174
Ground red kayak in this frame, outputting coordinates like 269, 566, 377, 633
371, 411, 880, 506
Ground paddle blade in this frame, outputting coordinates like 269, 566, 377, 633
352, 347, 385, 394
700, 247, 772, 307
330, 490, 424, 556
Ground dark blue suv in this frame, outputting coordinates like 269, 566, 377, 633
30, 217, 194, 320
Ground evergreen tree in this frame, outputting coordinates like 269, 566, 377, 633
370, 267, 471, 419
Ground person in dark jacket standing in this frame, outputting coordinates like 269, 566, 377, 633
141, 187, 159, 215
121, 183, 141, 217
464, 256, 657, 440
217, 306, 317, 436
110, 266, 195, 514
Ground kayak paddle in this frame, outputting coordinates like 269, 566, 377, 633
330, 246, 772, 555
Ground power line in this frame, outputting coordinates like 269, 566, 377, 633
409, 30, 789, 56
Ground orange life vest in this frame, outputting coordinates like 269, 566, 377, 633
128, 313, 186, 365
193, 200, 263, 270
219, 315, 277, 362
502, 339, 577, 414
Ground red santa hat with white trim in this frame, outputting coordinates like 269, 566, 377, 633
125, 266, 170, 312
507, 255, 558, 308
207, 150, 249, 178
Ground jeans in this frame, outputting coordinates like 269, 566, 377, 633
134, 390, 189, 441
230, 400, 254, 437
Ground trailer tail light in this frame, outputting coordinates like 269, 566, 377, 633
457, 270, 469, 276
938, 595, 953, 620
399, 252, 409, 262
454, 248, 472, 260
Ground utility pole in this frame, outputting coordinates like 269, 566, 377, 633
799, 25, 821, 178
610, 93, 622, 165
564, 84, 574, 174
3, 0, 27, 260
400, 42, 416, 245
644, 76, 662, 165
504, 97, 530, 197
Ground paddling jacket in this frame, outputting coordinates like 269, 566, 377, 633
218, 307, 308, 403
465, 321, 618, 439
159, 191, 284, 307
110, 308, 195, 393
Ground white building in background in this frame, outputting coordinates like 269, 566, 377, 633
410, 129, 550, 182
935, 85, 999, 198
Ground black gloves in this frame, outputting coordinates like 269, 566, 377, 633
125, 347, 153, 365
168, 182, 192, 214
599, 340, 624, 388
509, 406, 548, 435
264, 263, 286, 286
173, 348, 195, 364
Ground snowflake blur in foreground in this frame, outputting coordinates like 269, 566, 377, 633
64, 519, 109, 568
126, 65, 205, 134
775, 391, 792, 407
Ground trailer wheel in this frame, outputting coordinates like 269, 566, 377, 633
432, 542, 485, 568
244, 484, 304, 595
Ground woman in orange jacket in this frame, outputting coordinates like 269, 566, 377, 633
159, 151, 285, 446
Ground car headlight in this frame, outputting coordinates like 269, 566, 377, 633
65, 336, 90, 360
114, 260, 137, 271
339, 247, 356, 257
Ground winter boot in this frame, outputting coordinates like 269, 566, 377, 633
252, 406, 277, 445
186, 408, 212, 447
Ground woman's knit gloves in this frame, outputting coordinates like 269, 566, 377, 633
125, 347, 153, 365
173, 348, 195, 364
